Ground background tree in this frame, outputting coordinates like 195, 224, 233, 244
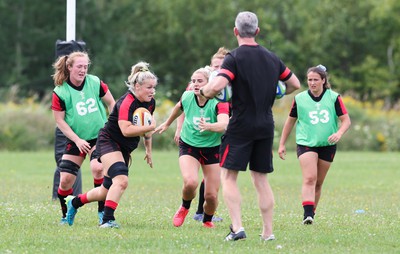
0, 0, 398, 106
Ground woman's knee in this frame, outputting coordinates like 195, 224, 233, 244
303, 176, 317, 185
204, 190, 218, 203
183, 178, 198, 191
114, 177, 129, 190
90, 160, 103, 175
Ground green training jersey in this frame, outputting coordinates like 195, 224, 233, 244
54, 74, 108, 140
295, 89, 339, 147
180, 91, 222, 148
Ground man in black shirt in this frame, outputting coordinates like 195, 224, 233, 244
200, 11, 301, 241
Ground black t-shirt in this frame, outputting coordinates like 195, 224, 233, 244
219, 44, 293, 139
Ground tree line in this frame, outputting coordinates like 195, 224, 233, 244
0, 0, 399, 106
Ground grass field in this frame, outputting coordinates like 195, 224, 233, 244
0, 150, 399, 254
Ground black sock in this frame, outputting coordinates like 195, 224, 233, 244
98, 201, 105, 213
203, 213, 213, 223
57, 193, 67, 218
94, 182, 105, 213
303, 205, 314, 219
182, 198, 192, 210
102, 206, 116, 224
196, 181, 205, 214
72, 196, 84, 209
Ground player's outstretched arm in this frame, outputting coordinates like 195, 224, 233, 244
155, 102, 182, 134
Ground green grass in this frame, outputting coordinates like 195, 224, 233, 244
0, 150, 399, 253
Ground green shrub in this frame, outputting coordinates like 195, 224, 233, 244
1, 94, 400, 151
341, 97, 400, 151
0, 100, 54, 151
272, 96, 400, 152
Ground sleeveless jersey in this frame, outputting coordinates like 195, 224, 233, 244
295, 89, 339, 147
180, 91, 223, 148
53, 74, 108, 140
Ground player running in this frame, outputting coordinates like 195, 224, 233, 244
155, 66, 230, 229
65, 62, 157, 228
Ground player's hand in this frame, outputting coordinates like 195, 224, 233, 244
174, 131, 180, 146
328, 132, 342, 145
76, 139, 91, 154
144, 153, 153, 168
278, 145, 286, 160
198, 118, 208, 132
144, 118, 156, 138
144, 116, 157, 136
154, 122, 169, 134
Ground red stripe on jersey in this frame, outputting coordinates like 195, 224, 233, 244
337, 96, 348, 115
219, 69, 235, 81
105, 200, 119, 210
279, 67, 291, 80
119, 93, 135, 121
148, 103, 155, 114
100, 80, 109, 95
216, 102, 230, 115
51, 92, 63, 111
220, 144, 230, 167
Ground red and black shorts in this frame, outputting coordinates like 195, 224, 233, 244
64, 138, 97, 159
296, 144, 337, 162
96, 129, 131, 166
219, 134, 274, 173
179, 138, 220, 165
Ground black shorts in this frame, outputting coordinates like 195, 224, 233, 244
96, 129, 131, 166
64, 138, 97, 158
296, 144, 337, 162
219, 134, 274, 173
179, 139, 220, 165
90, 147, 101, 161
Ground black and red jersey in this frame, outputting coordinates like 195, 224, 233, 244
103, 91, 156, 152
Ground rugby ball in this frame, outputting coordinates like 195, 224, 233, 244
215, 84, 232, 102
276, 81, 286, 99
209, 70, 218, 81
132, 107, 152, 126
209, 70, 232, 102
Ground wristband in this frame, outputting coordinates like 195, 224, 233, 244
199, 88, 212, 99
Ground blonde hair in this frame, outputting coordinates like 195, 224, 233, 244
52, 51, 90, 86
126, 62, 158, 94
192, 66, 212, 81
211, 47, 229, 63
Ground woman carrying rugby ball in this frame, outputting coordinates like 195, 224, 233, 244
65, 62, 157, 228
